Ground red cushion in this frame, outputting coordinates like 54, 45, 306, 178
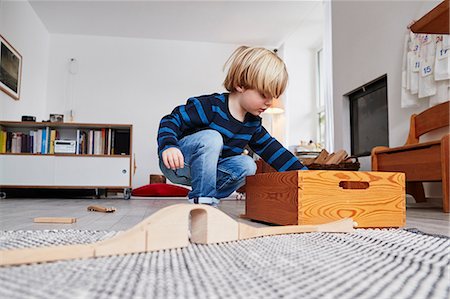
131, 183, 190, 197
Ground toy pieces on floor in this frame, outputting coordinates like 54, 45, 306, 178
0, 203, 355, 267
33, 217, 77, 224
87, 205, 116, 213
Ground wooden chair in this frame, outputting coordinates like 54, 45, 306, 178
371, 101, 449, 212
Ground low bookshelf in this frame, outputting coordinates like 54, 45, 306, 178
0, 121, 133, 199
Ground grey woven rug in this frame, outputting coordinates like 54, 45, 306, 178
0, 229, 449, 299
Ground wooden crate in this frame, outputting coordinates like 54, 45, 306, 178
244, 170, 405, 228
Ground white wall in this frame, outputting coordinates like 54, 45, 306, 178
0, 0, 49, 120
46, 34, 238, 187
330, 0, 443, 198
0, 0, 323, 191
331, 0, 441, 167
282, 20, 323, 148
283, 46, 320, 146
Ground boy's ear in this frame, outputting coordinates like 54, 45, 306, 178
236, 86, 245, 93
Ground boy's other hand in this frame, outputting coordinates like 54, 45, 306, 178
162, 148, 185, 170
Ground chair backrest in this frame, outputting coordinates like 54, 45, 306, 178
406, 101, 449, 145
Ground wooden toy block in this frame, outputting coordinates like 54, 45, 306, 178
87, 205, 116, 213
325, 150, 347, 164
0, 204, 355, 267
33, 217, 77, 224
313, 149, 329, 164
244, 170, 405, 228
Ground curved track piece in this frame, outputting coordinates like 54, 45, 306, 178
0, 204, 354, 267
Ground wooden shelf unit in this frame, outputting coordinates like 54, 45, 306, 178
410, 0, 449, 34
0, 153, 130, 157
0, 121, 133, 199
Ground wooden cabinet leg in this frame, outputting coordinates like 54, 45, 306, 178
406, 182, 426, 203
124, 188, 131, 200
441, 135, 449, 213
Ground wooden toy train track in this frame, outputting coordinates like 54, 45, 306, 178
0, 204, 355, 267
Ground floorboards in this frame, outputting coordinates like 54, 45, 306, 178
0, 197, 448, 236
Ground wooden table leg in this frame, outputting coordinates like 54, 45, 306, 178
406, 182, 426, 203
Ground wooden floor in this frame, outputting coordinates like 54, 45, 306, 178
0, 196, 449, 236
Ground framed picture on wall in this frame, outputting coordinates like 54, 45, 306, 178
0, 34, 22, 100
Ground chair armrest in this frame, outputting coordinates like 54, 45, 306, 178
371, 146, 389, 155
372, 140, 442, 155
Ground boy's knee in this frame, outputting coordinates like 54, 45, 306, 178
240, 155, 257, 176
195, 130, 223, 151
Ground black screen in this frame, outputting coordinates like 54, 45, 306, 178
349, 76, 389, 156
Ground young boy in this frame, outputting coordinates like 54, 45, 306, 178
157, 46, 307, 207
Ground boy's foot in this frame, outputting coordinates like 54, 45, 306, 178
189, 197, 220, 208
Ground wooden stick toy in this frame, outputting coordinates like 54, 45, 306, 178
33, 217, 77, 224
87, 205, 116, 213
1, 204, 355, 267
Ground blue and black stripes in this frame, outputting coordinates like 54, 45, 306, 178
157, 93, 305, 171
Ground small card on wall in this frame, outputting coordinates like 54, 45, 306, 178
422, 34, 432, 45
421, 61, 433, 77
412, 56, 420, 73
437, 47, 449, 60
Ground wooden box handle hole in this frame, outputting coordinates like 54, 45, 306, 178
339, 181, 370, 190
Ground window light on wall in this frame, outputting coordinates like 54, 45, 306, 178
265, 97, 285, 114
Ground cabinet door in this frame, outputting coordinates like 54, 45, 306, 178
0, 155, 55, 186
54, 156, 130, 187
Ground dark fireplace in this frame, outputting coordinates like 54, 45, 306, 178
347, 75, 389, 157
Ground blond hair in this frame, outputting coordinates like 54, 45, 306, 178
223, 46, 288, 99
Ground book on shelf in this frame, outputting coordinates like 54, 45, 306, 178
11, 133, 19, 153
31, 131, 37, 153
6, 132, 12, 152
20, 133, 26, 153
49, 129, 56, 154
88, 130, 93, 155
93, 130, 101, 155
101, 128, 106, 154
36, 129, 42, 154
41, 127, 47, 154
81, 131, 87, 154
0, 130, 6, 153
111, 130, 115, 155
108, 128, 112, 155
76, 129, 80, 155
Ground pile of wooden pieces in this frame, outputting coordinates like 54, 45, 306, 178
302, 149, 355, 167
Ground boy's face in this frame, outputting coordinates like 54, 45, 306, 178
236, 87, 273, 116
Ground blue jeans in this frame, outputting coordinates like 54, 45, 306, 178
159, 130, 257, 206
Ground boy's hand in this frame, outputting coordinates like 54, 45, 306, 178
162, 147, 185, 170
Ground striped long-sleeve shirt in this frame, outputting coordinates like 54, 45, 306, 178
157, 93, 306, 172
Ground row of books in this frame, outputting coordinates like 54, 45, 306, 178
76, 128, 129, 155
0, 128, 130, 155
0, 128, 57, 154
